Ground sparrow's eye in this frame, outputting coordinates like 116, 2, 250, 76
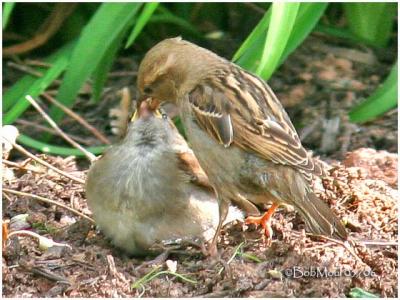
143, 86, 153, 94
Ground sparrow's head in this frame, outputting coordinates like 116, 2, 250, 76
137, 37, 221, 106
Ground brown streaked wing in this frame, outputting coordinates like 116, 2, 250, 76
188, 66, 322, 177
189, 85, 233, 147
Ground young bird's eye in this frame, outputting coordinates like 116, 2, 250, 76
143, 86, 153, 94
160, 108, 168, 119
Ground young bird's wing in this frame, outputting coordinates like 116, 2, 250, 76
166, 118, 214, 190
177, 150, 214, 191
188, 66, 323, 182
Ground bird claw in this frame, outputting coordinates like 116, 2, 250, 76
245, 214, 274, 244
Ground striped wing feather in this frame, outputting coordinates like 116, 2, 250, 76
188, 65, 322, 179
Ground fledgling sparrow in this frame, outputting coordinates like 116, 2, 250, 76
85, 100, 242, 256
137, 37, 348, 253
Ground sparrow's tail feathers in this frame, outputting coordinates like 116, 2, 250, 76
294, 191, 348, 241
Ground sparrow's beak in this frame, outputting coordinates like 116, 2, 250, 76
131, 98, 162, 122
148, 98, 160, 110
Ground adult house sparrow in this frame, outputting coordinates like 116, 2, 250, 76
85, 100, 242, 256
137, 37, 348, 252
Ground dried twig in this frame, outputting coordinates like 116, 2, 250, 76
25, 59, 52, 68
3, 188, 94, 223
306, 233, 366, 266
244, 2, 266, 14
3, 3, 76, 56
107, 255, 129, 284
28, 267, 71, 284
357, 240, 398, 247
25, 95, 96, 162
16, 119, 92, 145
41, 93, 111, 145
0, 136, 84, 184
3, 159, 46, 174
8, 230, 73, 250
7, 61, 43, 77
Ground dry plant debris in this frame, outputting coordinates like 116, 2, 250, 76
2, 146, 397, 297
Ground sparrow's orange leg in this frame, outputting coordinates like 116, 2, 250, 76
245, 203, 279, 238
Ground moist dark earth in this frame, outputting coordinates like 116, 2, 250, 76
2, 33, 398, 297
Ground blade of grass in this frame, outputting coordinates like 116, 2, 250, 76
218, 241, 244, 275
91, 30, 126, 102
235, 3, 327, 78
2, 2, 15, 30
343, 3, 396, 47
279, 3, 328, 64
131, 266, 196, 289
256, 2, 299, 79
349, 287, 379, 298
349, 62, 397, 123
240, 252, 263, 263
125, 2, 159, 48
131, 266, 162, 289
315, 24, 370, 44
49, 3, 143, 124
233, 9, 272, 72
3, 41, 76, 124
149, 5, 203, 39
17, 134, 106, 156
232, 7, 272, 62
93, 3, 158, 102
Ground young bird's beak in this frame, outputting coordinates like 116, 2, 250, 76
131, 98, 162, 122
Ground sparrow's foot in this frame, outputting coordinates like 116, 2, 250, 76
245, 203, 279, 240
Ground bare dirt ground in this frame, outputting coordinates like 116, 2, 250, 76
2, 33, 398, 297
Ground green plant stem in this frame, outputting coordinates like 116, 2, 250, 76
18, 134, 107, 156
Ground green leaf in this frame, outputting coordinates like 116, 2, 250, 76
3, 41, 76, 124
314, 24, 371, 45
234, 3, 327, 79
2, 2, 15, 30
233, 8, 272, 69
17, 134, 106, 157
91, 29, 127, 102
149, 5, 203, 39
349, 62, 398, 123
348, 287, 379, 298
125, 2, 159, 48
343, 3, 396, 47
256, 2, 299, 79
50, 3, 143, 123
279, 3, 328, 64
232, 9, 272, 61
